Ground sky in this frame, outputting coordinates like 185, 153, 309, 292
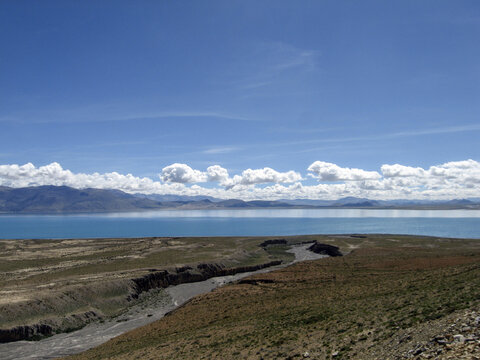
1, 1, 479, 200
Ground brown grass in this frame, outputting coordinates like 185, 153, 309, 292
64, 234, 480, 360
0, 236, 292, 328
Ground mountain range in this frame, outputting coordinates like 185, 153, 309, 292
0, 186, 479, 213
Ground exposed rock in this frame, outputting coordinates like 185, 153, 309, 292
0, 324, 53, 343
0, 310, 102, 343
176, 266, 193, 273
132, 261, 282, 299
395, 307, 480, 359
238, 279, 276, 285
453, 334, 465, 343
259, 239, 288, 247
307, 242, 343, 257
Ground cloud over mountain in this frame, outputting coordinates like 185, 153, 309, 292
1, 160, 479, 201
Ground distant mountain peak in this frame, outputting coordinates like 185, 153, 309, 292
0, 186, 479, 213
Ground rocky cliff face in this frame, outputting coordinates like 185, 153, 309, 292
258, 239, 342, 258
307, 242, 343, 257
0, 324, 53, 343
0, 310, 102, 343
131, 261, 282, 297
259, 239, 288, 247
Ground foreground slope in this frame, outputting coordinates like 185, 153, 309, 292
65, 235, 480, 360
0, 235, 303, 341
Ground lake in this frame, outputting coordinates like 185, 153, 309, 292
1, 209, 480, 239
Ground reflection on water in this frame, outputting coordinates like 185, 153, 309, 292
1, 209, 480, 239
100, 208, 480, 219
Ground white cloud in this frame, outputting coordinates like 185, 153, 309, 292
160, 163, 208, 183
1, 160, 479, 201
378, 160, 480, 190
234, 167, 302, 186
0, 162, 170, 193
308, 161, 381, 181
206, 165, 229, 183
159, 164, 302, 189
381, 164, 426, 178
428, 159, 480, 182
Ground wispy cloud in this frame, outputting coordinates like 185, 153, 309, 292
384, 123, 480, 138
239, 81, 272, 90
202, 146, 239, 155
68, 140, 150, 150
270, 125, 348, 134
266, 41, 318, 72
233, 41, 319, 91
112, 111, 258, 123
0, 107, 259, 124
272, 49, 317, 72
251, 123, 480, 149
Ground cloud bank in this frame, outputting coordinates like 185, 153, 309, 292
0, 160, 479, 200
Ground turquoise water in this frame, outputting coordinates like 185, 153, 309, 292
1, 209, 480, 239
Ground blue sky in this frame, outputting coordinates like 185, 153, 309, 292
1, 1, 479, 199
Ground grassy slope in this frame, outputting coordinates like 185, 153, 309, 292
65, 235, 480, 360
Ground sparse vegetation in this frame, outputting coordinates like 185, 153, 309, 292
61, 234, 480, 359
0, 235, 312, 331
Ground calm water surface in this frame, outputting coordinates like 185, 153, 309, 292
1, 209, 480, 239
